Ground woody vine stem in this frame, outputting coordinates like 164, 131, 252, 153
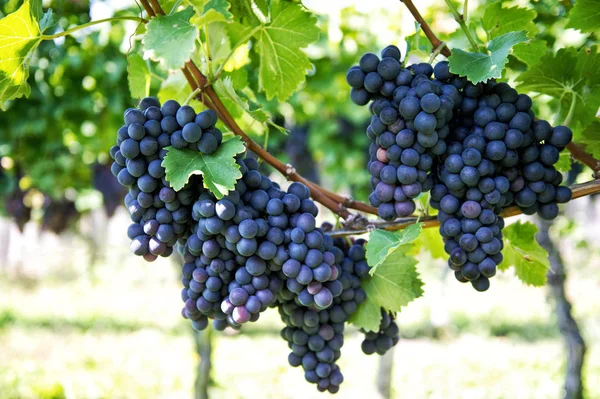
138, 0, 600, 237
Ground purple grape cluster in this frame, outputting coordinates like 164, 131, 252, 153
278, 233, 370, 393
347, 46, 460, 220
111, 99, 396, 394
179, 157, 340, 330
110, 97, 222, 261
348, 49, 574, 291
432, 66, 572, 291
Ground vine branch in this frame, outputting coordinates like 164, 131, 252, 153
329, 179, 600, 237
401, 0, 451, 57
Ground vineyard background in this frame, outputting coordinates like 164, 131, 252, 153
1, 0, 599, 398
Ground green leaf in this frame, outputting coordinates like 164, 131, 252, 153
39, 9, 57, 32
188, 0, 233, 26
348, 294, 382, 332
405, 30, 433, 55
448, 31, 528, 84
127, 53, 150, 99
350, 248, 424, 332
499, 221, 549, 286
512, 40, 548, 67
566, 0, 600, 33
579, 121, 600, 159
207, 22, 232, 65
162, 137, 246, 197
516, 47, 600, 136
214, 76, 269, 123
158, 70, 201, 107
254, 0, 270, 16
365, 223, 422, 275
482, 2, 538, 39
252, 0, 319, 100
230, 0, 261, 26
410, 226, 446, 260
143, 7, 198, 70
554, 151, 572, 173
0, 0, 42, 108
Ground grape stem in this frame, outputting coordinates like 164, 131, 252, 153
184, 88, 202, 106
328, 179, 600, 237
428, 41, 447, 63
444, 0, 480, 52
41, 16, 147, 40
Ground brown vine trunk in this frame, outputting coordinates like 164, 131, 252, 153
376, 347, 395, 399
193, 326, 213, 399
536, 219, 586, 399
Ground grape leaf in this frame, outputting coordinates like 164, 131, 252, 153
162, 137, 246, 197
516, 47, 600, 137
188, 0, 233, 26
555, 151, 572, 173
448, 31, 528, 84
347, 296, 380, 333
230, 0, 261, 26
512, 40, 548, 67
350, 248, 424, 332
366, 223, 422, 275
499, 221, 549, 286
0, 0, 42, 109
482, 2, 538, 39
39, 9, 57, 32
207, 22, 232, 65
161, 0, 181, 14
410, 226, 446, 260
254, 0, 270, 16
157, 70, 190, 103
127, 53, 150, 99
214, 76, 268, 123
252, 0, 319, 100
566, 0, 600, 33
405, 30, 432, 55
143, 7, 198, 70
579, 121, 600, 159
157, 70, 202, 109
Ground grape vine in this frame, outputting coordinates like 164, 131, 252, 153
1, 0, 599, 395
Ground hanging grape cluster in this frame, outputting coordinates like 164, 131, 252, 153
347, 46, 573, 291
111, 97, 398, 394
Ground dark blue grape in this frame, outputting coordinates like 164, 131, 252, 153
364, 72, 383, 93
346, 66, 365, 88
377, 57, 401, 80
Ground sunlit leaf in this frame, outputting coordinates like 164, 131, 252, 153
143, 7, 198, 70
448, 31, 528, 84
162, 138, 246, 197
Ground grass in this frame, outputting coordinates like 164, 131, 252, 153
0, 209, 599, 398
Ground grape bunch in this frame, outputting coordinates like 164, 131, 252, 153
180, 156, 341, 330
111, 98, 398, 394
109, 97, 222, 261
279, 233, 375, 393
330, 236, 400, 356
360, 309, 400, 355
348, 48, 574, 291
430, 73, 573, 290
347, 46, 460, 220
